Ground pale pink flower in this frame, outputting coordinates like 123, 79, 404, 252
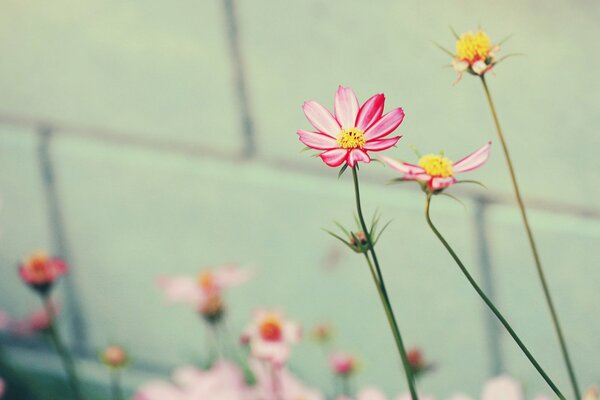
11, 302, 59, 336
0, 377, 4, 399
250, 359, 324, 400
18, 251, 67, 293
298, 86, 404, 168
480, 375, 522, 400
134, 360, 250, 400
158, 264, 253, 307
381, 142, 491, 191
243, 310, 301, 366
329, 352, 358, 376
583, 387, 599, 400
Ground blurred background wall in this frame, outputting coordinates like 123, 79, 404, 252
0, 0, 599, 398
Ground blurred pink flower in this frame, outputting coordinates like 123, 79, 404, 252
158, 264, 253, 307
18, 251, 67, 293
11, 302, 59, 336
243, 310, 301, 366
250, 359, 324, 400
298, 86, 404, 168
329, 352, 358, 376
381, 142, 491, 192
134, 360, 249, 400
0, 377, 4, 399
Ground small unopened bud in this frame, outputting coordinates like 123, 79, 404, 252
329, 352, 358, 376
239, 333, 251, 346
311, 323, 333, 344
349, 231, 370, 253
101, 345, 128, 369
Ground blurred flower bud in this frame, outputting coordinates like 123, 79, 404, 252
100, 345, 128, 369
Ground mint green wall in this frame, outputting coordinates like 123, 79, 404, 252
0, 0, 599, 398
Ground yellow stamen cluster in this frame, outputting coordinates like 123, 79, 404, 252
456, 31, 492, 63
337, 127, 366, 149
197, 271, 215, 291
419, 154, 454, 177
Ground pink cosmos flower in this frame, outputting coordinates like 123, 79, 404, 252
329, 352, 358, 376
298, 86, 404, 168
243, 310, 301, 366
158, 264, 253, 307
381, 142, 491, 191
18, 251, 68, 293
11, 302, 59, 336
134, 360, 250, 400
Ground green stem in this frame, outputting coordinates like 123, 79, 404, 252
480, 76, 580, 399
424, 194, 565, 399
352, 167, 419, 400
42, 296, 84, 400
110, 369, 124, 400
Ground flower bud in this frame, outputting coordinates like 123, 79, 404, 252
349, 231, 370, 253
100, 345, 128, 369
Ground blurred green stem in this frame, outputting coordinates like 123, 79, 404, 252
41, 295, 84, 400
110, 369, 124, 400
480, 75, 580, 399
352, 167, 419, 400
424, 193, 565, 399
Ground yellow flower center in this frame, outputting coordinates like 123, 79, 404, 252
418, 154, 454, 177
337, 128, 366, 149
456, 31, 492, 63
197, 271, 215, 291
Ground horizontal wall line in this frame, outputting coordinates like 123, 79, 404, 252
0, 111, 597, 220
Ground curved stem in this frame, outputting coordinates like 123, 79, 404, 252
42, 296, 84, 400
352, 168, 419, 399
424, 194, 565, 399
480, 76, 580, 399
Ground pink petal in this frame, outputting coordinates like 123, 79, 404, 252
297, 130, 338, 150
429, 176, 456, 191
214, 264, 254, 288
363, 136, 402, 151
347, 149, 371, 168
302, 101, 341, 138
157, 276, 202, 305
482, 375, 523, 400
380, 156, 425, 175
334, 86, 359, 129
319, 149, 348, 167
452, 141, 492, 173
364, 108, 405, 141
357, 387, 388, 400
356, 94, 385, 130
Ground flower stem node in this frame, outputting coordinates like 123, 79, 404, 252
325, 212, 391, 256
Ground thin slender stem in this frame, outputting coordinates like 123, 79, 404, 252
42, 296, 84, 400
424, 194, 565, 399
480, 76, 580, 399
110, 369, 124, 400
352, 167, 419, 400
